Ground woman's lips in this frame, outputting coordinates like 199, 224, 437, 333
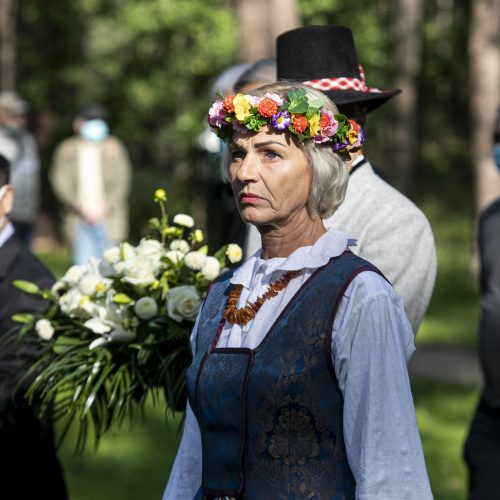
240, 193, 264, 203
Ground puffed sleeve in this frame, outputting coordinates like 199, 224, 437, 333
332, 271, 433, 500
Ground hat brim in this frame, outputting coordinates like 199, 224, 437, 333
324, 88, 401, 112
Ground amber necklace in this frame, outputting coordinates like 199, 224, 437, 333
223, 270, 300, 325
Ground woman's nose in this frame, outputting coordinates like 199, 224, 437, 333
235, 154, 259, 182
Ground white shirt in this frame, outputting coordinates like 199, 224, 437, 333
164, 228, 433, 500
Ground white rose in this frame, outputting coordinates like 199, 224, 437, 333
121, 257, 158, 287
184, 251, 206, 270
103, 246, 121, 264
35, 319, 54, 340
137, 238, 165, 260
201, 256, 221, 281
62, 265, 86, 285
170, 239, 190, 254
59, 288, 83, 316
226, 244, 243, 264
167, 286, 201, 323
173, 213, 194, 228
134, 297, 158, 320
121, 242, 137, 261
165, 250, 185, 264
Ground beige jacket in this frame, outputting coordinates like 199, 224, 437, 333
49, 135, 132, 244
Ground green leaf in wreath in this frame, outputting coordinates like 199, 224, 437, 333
11, 313, 34, 324
13, 280, 40, 294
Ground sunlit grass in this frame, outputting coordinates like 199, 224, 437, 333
417, 197, 479, 347
58, 400, 182, 500
413, 381, 479, 500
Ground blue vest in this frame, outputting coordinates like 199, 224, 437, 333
187, 252, 381, 499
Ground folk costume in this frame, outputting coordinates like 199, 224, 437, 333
164, 228, 432, 499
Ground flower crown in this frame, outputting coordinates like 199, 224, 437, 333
207, 87, 364, 156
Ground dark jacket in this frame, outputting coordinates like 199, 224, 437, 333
0, 234, 67, 498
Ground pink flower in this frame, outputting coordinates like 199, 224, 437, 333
208, 101, 227, 128
265, 93, 284, 107
319, 111, 338, 137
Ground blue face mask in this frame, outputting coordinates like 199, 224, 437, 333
80, 119, 109, 142
494, 144, 500, 172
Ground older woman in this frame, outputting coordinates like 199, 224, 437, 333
163, 83, 432, 499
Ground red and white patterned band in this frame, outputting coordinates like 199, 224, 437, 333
303, 65, 382, 93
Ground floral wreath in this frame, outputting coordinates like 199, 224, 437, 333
207, 87, 364, 156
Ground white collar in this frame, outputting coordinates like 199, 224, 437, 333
0, 222, 15, 248
231, 227, 357, 289
352, 154, 366, 167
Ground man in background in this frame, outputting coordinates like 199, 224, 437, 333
0, 91, 41, 247
0, 154, 67, 498
50, 104, 132, 265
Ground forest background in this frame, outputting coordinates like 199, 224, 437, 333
1, 0, 500, 499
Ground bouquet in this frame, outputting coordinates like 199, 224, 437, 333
13, 189, 242, 451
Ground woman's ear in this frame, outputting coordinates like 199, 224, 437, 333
0, 184, 14, 215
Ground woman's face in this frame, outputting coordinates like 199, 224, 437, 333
228, 126, 312, 229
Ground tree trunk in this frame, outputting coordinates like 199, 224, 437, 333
0, 0, 16, 90
235, 0, 301, 62
469, 0, 500, 213
269, 0, 301, 48
391, 0, 425, 194
235, 0, 272, 63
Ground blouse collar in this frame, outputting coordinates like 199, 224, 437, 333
231, 227, 356, 289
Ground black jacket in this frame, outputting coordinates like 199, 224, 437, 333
0, 234, 67, 498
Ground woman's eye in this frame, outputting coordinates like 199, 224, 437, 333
265, 150, 280, 159
231, 150, 244, 161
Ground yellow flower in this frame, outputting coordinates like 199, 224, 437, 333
308, 114, 321, 136
348, 129, 359, 145
154, 189, 167, 202
233, 94, 252, 121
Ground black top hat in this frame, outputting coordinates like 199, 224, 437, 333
277, 25, 400, 112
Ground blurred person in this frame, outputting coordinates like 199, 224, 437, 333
464, 106, 500, 500
233, 57, 276, 94
49, 104, 132, 265
164, 83, 432, 499
0, 91, 41, 247
0, 153, 68, 498
245, 25, 437, 333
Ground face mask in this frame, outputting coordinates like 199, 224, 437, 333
494, 144, 500, 172
80, 119, 109, 142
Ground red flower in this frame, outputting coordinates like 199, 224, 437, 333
223, 95, 236, 113
257, 98, 278, 118
348, 119, 360, 133
320, 113, 330, 128
292, 114, 308, 134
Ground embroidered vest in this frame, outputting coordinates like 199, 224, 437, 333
187, 252, 382, 499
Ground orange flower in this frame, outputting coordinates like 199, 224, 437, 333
320, 113, 330, 128
292, 114, 308, 134
348, 119, 360, 133
257, 98, 278, 118
222, 95, 235, 113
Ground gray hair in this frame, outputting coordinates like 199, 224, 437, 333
221, 82, 349, 219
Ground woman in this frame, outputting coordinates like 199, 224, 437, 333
164, 83, 432, 499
